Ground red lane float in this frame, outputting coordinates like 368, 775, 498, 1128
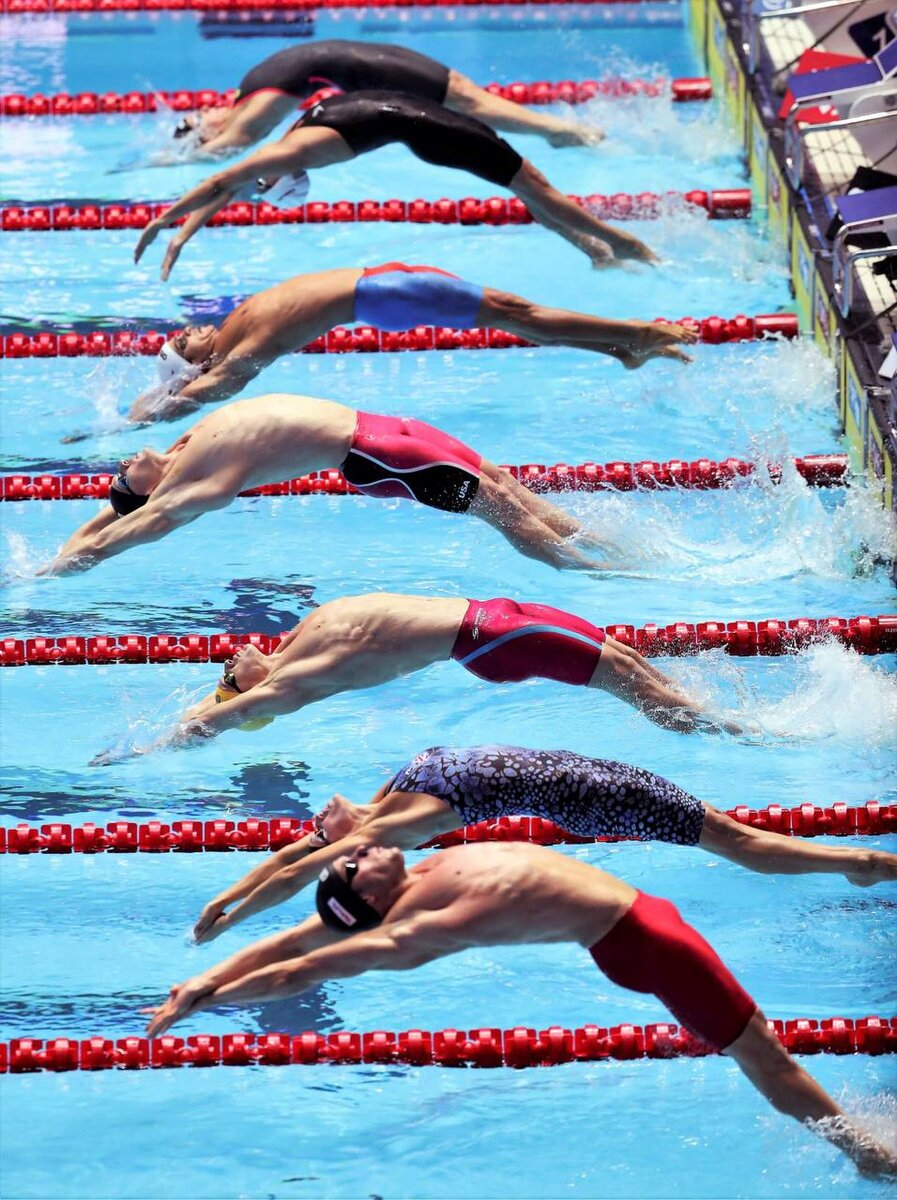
2, 616, 894, 667
3, 1018, 895, 1073
0, 188, 751, 234
0, 77, 712, 118
2, 803, 893, 855
1, 0, 707, 14
0, 453, 846, 505
0, 313, 798, 362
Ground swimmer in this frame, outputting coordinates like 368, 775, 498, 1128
39, 393, 622, 577
171, 40, 598, 158
116, 593, 742, 757
119, 262, 696, 424
192, 744, 897, 942
144, 841, 897, 1179
134, 92, 656, 278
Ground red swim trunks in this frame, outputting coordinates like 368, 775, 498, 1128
341, 410, 482, 513
451, 597, 606, 685
590, 891, 756, 1051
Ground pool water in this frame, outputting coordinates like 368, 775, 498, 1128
1, 8, 896, 1200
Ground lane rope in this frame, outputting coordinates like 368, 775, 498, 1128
3, 803, 894, 854
0, 188, 752, 233
0, 454, 850, 501
3, 1017, 895, 1072
2, 615, 895, 666
0, 312, 798, 360
4, 0, 702, 15
0, 77, 712, 117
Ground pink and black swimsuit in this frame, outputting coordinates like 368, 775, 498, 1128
451, 597, 607, 685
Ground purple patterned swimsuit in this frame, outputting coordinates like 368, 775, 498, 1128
389, 745, 705, 844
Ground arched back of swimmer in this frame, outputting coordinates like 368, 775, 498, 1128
191, 743, 896, 944
172, 40, 598, 158
135, 92, 656, 280
144, 840, 897, 1179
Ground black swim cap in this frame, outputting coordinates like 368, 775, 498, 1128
173, 115, 198, 140
315, 865, 382, 933
108, 473, 150, 518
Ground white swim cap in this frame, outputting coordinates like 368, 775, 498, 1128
259, 171, 311, 208
157, 339, 202, 389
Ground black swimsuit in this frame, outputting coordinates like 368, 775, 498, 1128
296, 91, 524, 188
389, 746, 706, 845
236, 40, 450, 104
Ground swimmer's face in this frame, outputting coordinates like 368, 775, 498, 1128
310, 793, 360, 847
176, 325, 217, 366
221, 644, 270, 693
332, 845, 405, 905
173, 107, 229, 143
118, 448, 166, 496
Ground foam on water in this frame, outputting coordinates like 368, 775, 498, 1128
575, 92, 739, 164
568, 467, 896, 585
89, 679, 211, 766
667, 641, 897, 746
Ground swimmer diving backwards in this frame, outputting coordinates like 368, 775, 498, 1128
144, 841, 897, 1178
134, 92, 657, 277
97, 591, 745, 759
192, 743, 897, 943
169, 40, 600, 157
115, 262, 696, 425
40, 393, 631, 577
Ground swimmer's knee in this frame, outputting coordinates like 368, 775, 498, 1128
445, 70, 481, 110
511, 158, 549, 194
480, 289, 540, 331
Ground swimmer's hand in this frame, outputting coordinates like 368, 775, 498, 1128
36, 552, 96, 577
617, 233, 660, 266
160, 237, 186, 282
143, 979, 209, 1037
89, 748, 119, 767
134, 218, 166, 265
193, 902, 230, 944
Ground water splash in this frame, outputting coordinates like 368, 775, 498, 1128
89, 680, 210, 766
571, 93, 738, 164
668, 640, 897, 745
570, 468, 895, 585
0, 529, 46, 588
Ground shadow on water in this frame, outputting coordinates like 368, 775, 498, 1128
0, 759, 314, 821
0, 985, 343, 1038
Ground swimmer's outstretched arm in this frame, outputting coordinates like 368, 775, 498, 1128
52, 506, 119, 562
145, 914, 338, 1034
128, 362, 254, 424
134, 139, 306, 271
194, 794, 449, 942
146, 911, 461, 1036
37, 488, 217, 576
38, 506, 181, 576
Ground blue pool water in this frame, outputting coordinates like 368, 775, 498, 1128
1, 7, 896, 1200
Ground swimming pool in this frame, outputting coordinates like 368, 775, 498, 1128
1, 7, 896, 1199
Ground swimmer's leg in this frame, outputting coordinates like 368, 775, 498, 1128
724, 1010, 897, 1178
469, 469, 606, 571
509, 160, 658, 267
589, 639, 742, 733
480, 460, 582, 538
477, 290, 697, 366
699, 806, 897, 885
444, 69, 602, 147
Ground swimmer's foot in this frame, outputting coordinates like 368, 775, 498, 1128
619, 344, 694, 369
846, 850, 897, 887
616, 321, 698, 368
548, 124, 605, 148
